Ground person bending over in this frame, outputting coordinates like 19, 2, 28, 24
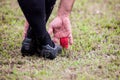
18, 0, 75, 60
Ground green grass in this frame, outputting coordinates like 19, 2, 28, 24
0, 0, 120, 80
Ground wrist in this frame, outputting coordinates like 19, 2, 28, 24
57, 12, 70, 20
57, 0, 75, 18
57, 9, 70, 18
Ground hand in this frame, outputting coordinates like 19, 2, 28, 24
48, 16, 73, 45
23, 21, 29, 38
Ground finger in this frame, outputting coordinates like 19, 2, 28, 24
53, 37, 59, 44
69, 34, 73, 45
23, 21, 29, 39
48, 24, 53, 35
24, 21, 29, 32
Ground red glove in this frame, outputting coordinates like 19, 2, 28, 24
48, 16, 73, 48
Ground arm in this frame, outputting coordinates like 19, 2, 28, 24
48, 0, 75, 48
58, 0, 75, 17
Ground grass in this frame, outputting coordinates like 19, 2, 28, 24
0, 0, 120, 80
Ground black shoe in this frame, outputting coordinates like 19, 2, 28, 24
21, 38, 36, 56
21, 27, 37, 56
41, 44, 62, 60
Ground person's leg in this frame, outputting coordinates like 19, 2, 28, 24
42, 0, 57, 47
18, 0, 54, 47
18, 0, 62, 59
25, 0, 57, 40
45, 0, 56, 22
20, 0, 57, 56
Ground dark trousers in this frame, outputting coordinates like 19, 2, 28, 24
18, 0, 56, 46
